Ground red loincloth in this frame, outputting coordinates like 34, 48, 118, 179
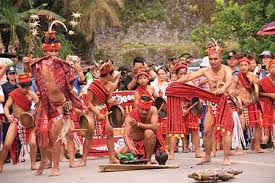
93, 105, 108, 138
88, 80, 108, 103
237, 72, 262, 127
9, 88, 32, 111
166, 83, 234, 136
136, 86, 151, 97
259, 76, 275, 131
128, 109, 166, 158
181, 99, 200, 134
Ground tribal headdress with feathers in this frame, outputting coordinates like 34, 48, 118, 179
41, 20, 68, 52
206, 38, 222, 57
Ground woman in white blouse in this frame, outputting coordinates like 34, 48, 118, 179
151, 67, 168, 98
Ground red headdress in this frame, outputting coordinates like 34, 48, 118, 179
206, 38, 222, 57
136, 68, 150, 78
238, 57, 250, 65
267, 59, 275, 69
99, 59, 114, 77
18, 73, 31, 84
137, 95, 153, 110
41, 20, 68, 52
175, 63, 187, 72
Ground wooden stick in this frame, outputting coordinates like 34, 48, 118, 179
157, 103, 164, 113
186, 102, 199, 112
73, 129, 88, 132
104, 111, 112, 117
98, 164, 180, 172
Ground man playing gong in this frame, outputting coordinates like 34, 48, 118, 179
81, 59, 119, 166
0, 73, 39, 172
230, 57, 266, 153
176, 43, 233, 165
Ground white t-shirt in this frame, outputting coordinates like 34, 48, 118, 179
0, 86, 4, 114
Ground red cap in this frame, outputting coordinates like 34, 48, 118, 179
137, 96, 153, 110
267, 59, 275, 69
18, 73, 31, 84
238, 58, 250, 65
175, 63, 187, 72
100, 64, 113, 76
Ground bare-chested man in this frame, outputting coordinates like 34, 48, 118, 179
169, 63, 202, 160
230, 57, 266, 153
119, 95, 158, 163
81, 60, 119, 166
0, 73, 39, 172
176, 44, 233, 165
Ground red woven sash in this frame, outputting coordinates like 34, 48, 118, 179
9, 88, 32, 111
237, 72, 252, 90
259, 77, 275, 129
88, 80, 108, 103
136, 86, 151, 97
166, 83, 234, 135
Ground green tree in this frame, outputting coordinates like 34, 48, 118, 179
191, 0, 275, 56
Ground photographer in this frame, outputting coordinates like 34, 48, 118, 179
125, 57, 145, 90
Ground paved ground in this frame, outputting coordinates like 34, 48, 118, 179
1, 149, 275, 183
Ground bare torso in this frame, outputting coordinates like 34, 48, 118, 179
127, 110, 153, 141
203, 65, 228, 93
12, 93, 32, 118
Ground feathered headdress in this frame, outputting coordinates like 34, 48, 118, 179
41, 20, 68, 52
206, 38, 222, 57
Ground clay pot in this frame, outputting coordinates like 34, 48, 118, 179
155, 151, 168, 165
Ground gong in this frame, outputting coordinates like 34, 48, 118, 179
19, 112, 34, 128
108, 105, 125, 128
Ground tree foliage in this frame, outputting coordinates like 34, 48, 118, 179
191, 0, 275, 56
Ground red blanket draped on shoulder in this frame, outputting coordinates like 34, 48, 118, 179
259, 76, 275, 131
166, 83, 234, 136
237, 72, 261, 127
31, 56, 84, 120
88, 80, 108, 103
9, 88, 32, 111
136, 86, 151, 97
128, 109, 166, 158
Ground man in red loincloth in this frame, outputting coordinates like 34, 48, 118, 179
230, 57, 266, 153
81, 59, 119, 166
31, 30, 86, 176
0, 73, 39, 172
119, 95, 165, 163
176, 43, 233, 165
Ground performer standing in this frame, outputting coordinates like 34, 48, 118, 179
0, 73, 39, 172
81, 60, 119, 166
31, 28, 85, 176
169, 63, 202, 160
259, 60, 275, 146
230, 57, 266, 153
176, 43, 233, 165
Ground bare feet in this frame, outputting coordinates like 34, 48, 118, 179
197, 157, 211, 165
195, 154, 204, 158
69, 162, 83, 168
168, 154, 174, 160
109, 157, 119, 164
182, 147, 191, 153
79, 160, 87, 167
31, 165, 38, 170
254, 148, 268, 153
35, 161, 47, 176
223, 157, 231, 166
211, 152, 216, 158
49, 168, 59, 177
